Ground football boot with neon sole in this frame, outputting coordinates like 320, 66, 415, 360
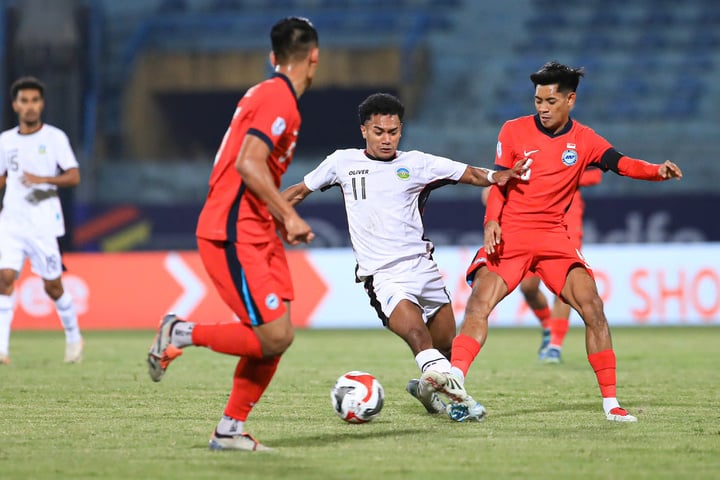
147, 313, 183, 382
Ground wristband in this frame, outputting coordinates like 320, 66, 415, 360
487, 170, 496, 184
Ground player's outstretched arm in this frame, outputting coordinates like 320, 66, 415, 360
282, 182, 313, 207
601, 152, 683, 182
460, 159, 531, 187
492, 158, 532, 186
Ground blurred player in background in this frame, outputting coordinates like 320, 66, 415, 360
429, 61, 682, 423
283, 93, 528, 422
146, 17, 319, 451
0, 76, 83, 365
484, 166, 602, 363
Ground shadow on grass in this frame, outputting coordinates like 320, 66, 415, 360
269, 427, 428, 448
496, 401, 598, 417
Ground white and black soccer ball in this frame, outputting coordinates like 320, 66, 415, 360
331, 371, 384, 423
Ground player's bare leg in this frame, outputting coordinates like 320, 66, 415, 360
458, 266, 508, 353
426, 303, 455, 359
561, 267, 637, 422
388, 300, 449, 414
424, 267, 506, 421
560, 268, 610, 355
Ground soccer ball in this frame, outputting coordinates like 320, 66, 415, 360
331, 371, 384, 423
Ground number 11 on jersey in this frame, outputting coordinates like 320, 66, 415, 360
351, 176, 366, 200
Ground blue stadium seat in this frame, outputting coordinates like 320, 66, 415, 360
157, 0, 187, 13
641, 10, 676, 27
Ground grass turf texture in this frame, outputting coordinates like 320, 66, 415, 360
0, 327, 718, 480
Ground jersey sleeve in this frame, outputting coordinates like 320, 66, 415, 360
55, 130, 79, 170
244, 84, 297, 152
421, 152, 466, 182
495, 122, 517, 169
582, 127, 614, 167
303, 151, 339, 192
484, 184, 505, 225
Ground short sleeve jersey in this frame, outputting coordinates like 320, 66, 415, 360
495, 114, 611, 234
0, 124, 78, 237
196, 73, 301, 242
303, 149, 467, 277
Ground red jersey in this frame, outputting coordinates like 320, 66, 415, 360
494, 115, 610, 234
196, 73, 301, 242
566, 166, 603, 238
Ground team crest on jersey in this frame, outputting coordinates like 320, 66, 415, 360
271, 117, 287, 136
396, 167, 410, 180
265, 293, 280, 310
38, 145, 46, 154
561, 149, 578, 166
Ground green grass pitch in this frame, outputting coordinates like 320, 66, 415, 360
0, 327, 718, 480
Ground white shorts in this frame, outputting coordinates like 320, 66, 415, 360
0, 229, 64, 280
361, 253, 451, 326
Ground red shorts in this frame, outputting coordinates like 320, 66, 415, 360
466, 226, 593, 297
197, 236, 293, 325
521, 209, 584, 283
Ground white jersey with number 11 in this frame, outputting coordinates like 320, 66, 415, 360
303, 149, 466, 277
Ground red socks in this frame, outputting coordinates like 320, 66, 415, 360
191, 322, 263, 358
549, 317, 569, 347
451, 334, 481, 377
533, 307, 551, 329
588, 349, 617, 398
224, 356, 281, 421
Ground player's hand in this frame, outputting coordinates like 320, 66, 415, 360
284, 214, 315, 245
484, 221, 502, 255
658, 160, 682, 180
21, 171, 45, 186
493, 159, 532, 186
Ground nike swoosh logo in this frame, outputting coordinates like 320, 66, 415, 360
523, 149, 539, 157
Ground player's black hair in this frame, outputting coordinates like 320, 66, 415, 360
530, 61, 584, 93
270, 16, 319, 64
10, 76, 45, 100
358, 93, 405, 124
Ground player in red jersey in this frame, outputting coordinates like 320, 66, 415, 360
146, 17, 319, 451
517, 166, 602, 363
425, 61, 682, 423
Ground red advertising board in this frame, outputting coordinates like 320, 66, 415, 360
12, 251, 328, 330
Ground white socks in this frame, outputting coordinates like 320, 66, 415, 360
216, 415, 244, 436
449, 366, 465, 385
171, 321, 195, 348
603, 397, 620, 415
0, 295, 15, 356
55, 292, 82, 344
415, 348, 452, 373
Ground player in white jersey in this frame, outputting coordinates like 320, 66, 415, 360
0, 76, 83, 364
283, 93, 529, 421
